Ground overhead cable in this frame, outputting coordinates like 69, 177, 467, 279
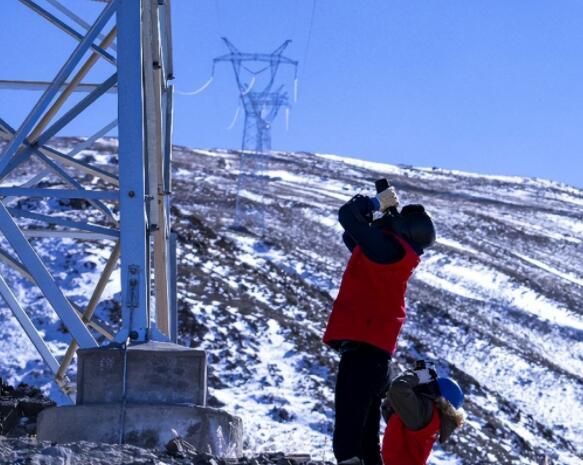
176, 76, 214, 96
226, 106, 241, 130
301, 0, 317, 81
241, 76, 256, 96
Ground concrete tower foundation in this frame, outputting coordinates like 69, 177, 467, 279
37, 342, 243, 456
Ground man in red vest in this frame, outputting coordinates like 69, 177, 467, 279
323, 183, 436, 465
382, 365, 465, 465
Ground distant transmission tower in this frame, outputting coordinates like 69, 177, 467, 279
214, 38, 298, 231
242, 86, 289, 152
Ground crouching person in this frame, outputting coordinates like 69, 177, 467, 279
382, 364, 465, 465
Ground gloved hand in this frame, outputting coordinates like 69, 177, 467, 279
348, 195, 374, 223
414, 367, 437, 385
375, 186, 399, 212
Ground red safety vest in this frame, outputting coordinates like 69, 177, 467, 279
382, 406, 441, 465
323, 232, 419, 354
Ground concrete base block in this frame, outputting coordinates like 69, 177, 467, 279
77, 341, 207, 406
37, 342, 242, 456
37, 404, 243, 457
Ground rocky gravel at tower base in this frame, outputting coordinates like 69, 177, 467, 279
0, 437, 329, 465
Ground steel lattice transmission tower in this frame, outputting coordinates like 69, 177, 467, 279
0, 1, 243, 450
0, 0, 176, 392
214, 38, 297, 230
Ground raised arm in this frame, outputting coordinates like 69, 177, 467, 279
338, 195, 404, 264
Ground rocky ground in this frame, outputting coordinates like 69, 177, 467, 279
0, 437, 329, 465
0, 378, 54, 438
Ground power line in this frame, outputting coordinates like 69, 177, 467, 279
300, 0, 317, 81
213, 0, 224, 36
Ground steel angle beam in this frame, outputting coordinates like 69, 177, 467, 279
0, 80, 118, 93
17, 0, 116, 65
65, 120, 118, 159
158, 0, 174, 79
35, 74, 118, 148
31, 151, 115, 220
169, 232, 177, 343
0, 119, 119, 188
0, 188, 118, 201
39, 145, 119, 186
28, 28, 117, 146
163, 86, 174, 196
0, 202, 97, 348
85, 321, 113, 340
115, 0, 149, 342
0, 275, 60, 373
23, 230, 116, 241
7, 208, 119, 238
56, 241, 120, 383
44, 0, 118, 52
0, 0, 119, 172
143, 0, 170, 336
71, 306, 113, 340
0, 249, 33, 282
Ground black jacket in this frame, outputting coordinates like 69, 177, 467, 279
384, 372, 457, 444
339, 195, 422, 264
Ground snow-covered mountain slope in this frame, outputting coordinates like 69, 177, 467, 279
0, 138, 581, 464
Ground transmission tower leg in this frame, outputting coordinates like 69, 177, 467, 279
234, 115, 269, 232
33, 0, 242, 454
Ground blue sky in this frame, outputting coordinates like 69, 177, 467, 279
1, 1, 582, 187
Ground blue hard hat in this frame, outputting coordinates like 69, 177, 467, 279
437, 377, 464, 409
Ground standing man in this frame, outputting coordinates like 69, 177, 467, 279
323, 181, 436, 465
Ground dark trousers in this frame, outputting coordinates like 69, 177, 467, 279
333, 344, 390, 465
